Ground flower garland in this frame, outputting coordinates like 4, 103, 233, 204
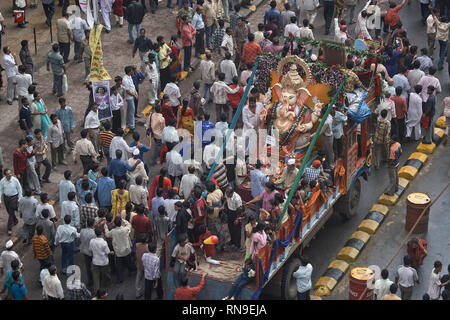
282, 36, 388, 62
254, 54, 281, 93
309, 63, 345, 89
279, 106, 307, 146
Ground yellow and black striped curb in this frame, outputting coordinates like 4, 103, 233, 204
337, 230, 372, 262
378, 177, 410, 206
314, 117, 446, 298
314, 259, 350, 296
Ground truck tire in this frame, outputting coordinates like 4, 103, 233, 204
281, 257, 302, 300
337, 178, 361, 220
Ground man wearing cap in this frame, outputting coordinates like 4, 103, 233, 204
0, 168, 23, 236
0, 240, 23, 273
274, 159, 299, 193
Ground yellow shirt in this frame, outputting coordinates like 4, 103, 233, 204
159, 43, 172, 70
111, 189, 130, 220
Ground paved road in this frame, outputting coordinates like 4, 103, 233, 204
1, 0, 448, 300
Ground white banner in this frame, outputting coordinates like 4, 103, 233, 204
79, 0, 94, 28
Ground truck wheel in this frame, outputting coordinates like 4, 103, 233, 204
281, 257, 301, 300
337, 178, 361, 220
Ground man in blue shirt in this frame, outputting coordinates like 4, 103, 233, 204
130, 131, 150, 162
192, 6, 205, 57
108, 149, 140, 186
131, 66, 146, 119
249, 160, 268, 213
55, 97, 76, 151
76, 176, 97, 206
264, 1, 281, 26
96, 167, 116, 212
151, 188, 165, 218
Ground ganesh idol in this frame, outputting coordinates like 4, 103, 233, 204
261, 56, 323, 161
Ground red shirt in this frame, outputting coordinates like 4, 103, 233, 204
174, 276, 205, 300
161, 103, 176, 126
391, 95, 407, 119
193, 197, 206, 225
131, 214, 152, 233
181, 23, 197, 47
193, 230, 216, 258
227, 84, 244, 109
241, 41, 262, 65
385, 4, 403, 27
13, 149, 32, 175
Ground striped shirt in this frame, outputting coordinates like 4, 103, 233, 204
32, 234, 52, 260
99, 130, 114, 148
212, 162, 228, 188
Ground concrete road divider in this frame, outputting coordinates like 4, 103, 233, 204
433, 127, 445, 146
435, 116, 446, 129
314, 259, 350, 296
337, 231, 371, 262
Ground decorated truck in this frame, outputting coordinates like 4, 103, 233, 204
161, 39, 384, 300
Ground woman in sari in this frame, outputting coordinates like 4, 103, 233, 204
407, 238, 427, 269
148, 167, 172, 209
169, 35, 182, 81
111, 180, 130, 220
177, 98, 195, 135
33, 92, 51, 140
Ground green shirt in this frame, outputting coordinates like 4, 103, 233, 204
47, 51, 65, 76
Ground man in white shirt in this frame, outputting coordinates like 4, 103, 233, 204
43, 265, 64, 300
104, 216, 134, 283
61, 191, 80, 230
162, 118, 180, 148
280, 3, 296, 31
84, 103, 101, 152
145, 54, 159, 106
392, 66, 410, 99
163, 77, 182, 116
109, 128, 137, 161
394, 255, 419, 300
426, 10, 437, 57
407, 60, 425, 89
374, 269, 393, 300
298, 18, 314, 39
122, 66, 139, 131
284, 16, 300, 38
375, 91, 396, 122
0, 240, 23, 273
221, 27, 234, 57
14, 65, 33, 112
334, 18, 348, 43
203, 136, 221, 169
89, 227, 113, 294
55, 215, 80, 274
242, 96, 263, 155
2, 46, 18, 105
224, 186, 243, 250
211, 73, 241, 122
220, 52, 237, 85
179, 165, 201, 199
293, 256, 313, 300
166, 146, 184, 185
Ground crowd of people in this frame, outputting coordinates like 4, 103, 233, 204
0, 0, 449, 301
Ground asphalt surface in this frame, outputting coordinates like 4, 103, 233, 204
0, 0, 449, 300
